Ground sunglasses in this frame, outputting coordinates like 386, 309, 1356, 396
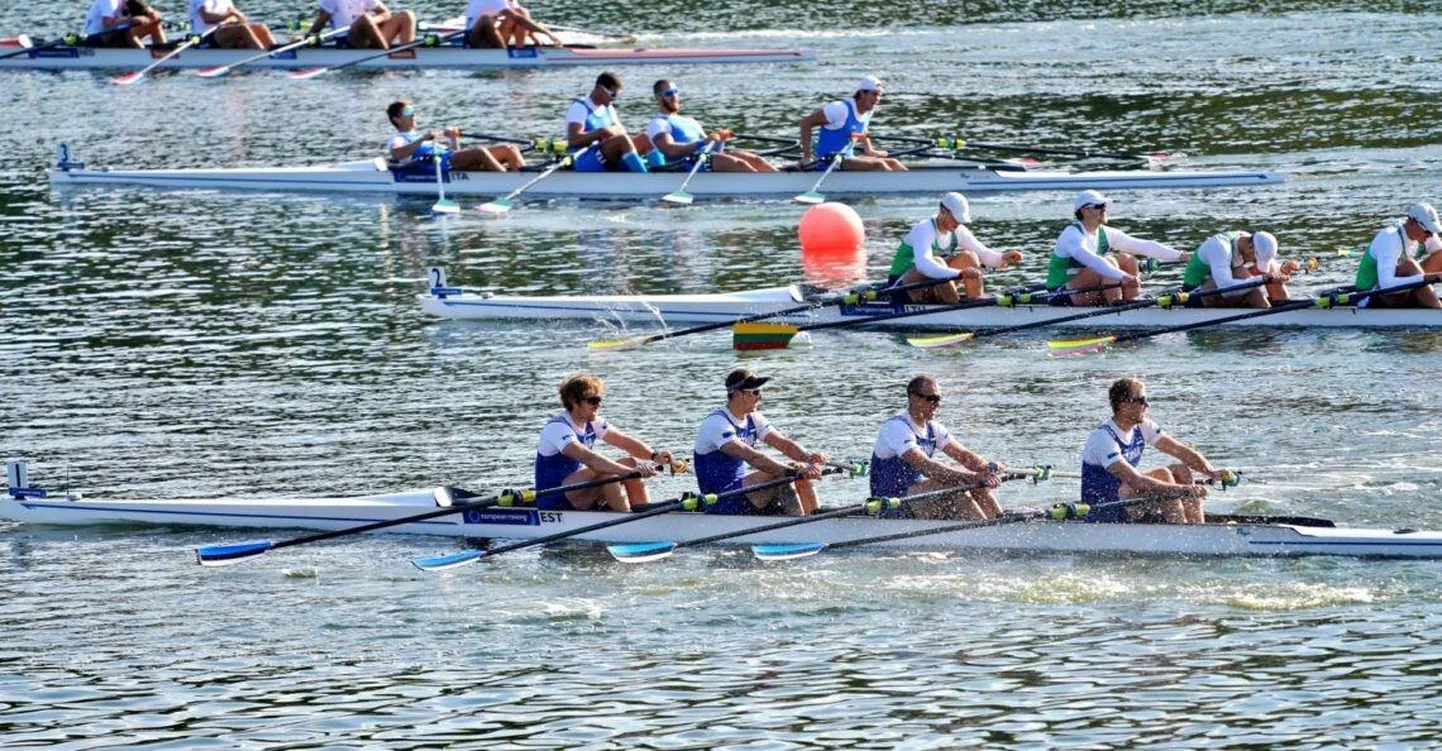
741, 388, 764, 396
603, 87, 620, 100
659, 89, 678, 98
400, 105, 414, 117
582, 395, 604, 406
1123, 396, 1149, 406
909, 391, 942, 404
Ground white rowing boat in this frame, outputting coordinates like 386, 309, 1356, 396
418, 280, 1442, 329
0, 38, 811, 70
5, 477, 1440, 559
47, 149, 1282, 199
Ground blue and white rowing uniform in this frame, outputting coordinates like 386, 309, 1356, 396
564, 96, 622, 173
534, 413, 610, 510
870, 412, 953, 519
318, 0, 379, 46
644, 112, 712, 170
465, 0, 511, 30
386, 130, 449, 178
188, 0, 233, 39
692, 407, 773, 514
83, 0, 127, 42
1079, 418, 1165, 523
812, 99, 871, 168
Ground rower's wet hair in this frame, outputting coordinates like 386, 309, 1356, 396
1109, 377, 1145, 412
906, 374, 937, 396
653, 79, 673, 96
559, 373, 604, 411
385, 101, 410, 126
596, 71, 622, 91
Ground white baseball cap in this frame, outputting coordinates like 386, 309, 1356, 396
940, 192, 971, 224
855, 75, 883, 93
1407, 202, 1442, 235
1073, 189, 1111, 211
1252, 231, 1278, 267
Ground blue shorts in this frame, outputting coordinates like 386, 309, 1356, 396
573, 148, 616, 173
813, 154, 845, 171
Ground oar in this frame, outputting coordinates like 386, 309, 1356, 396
732, 133, 802, 147
734, 283, 1049, 350
586, 275, 958, 351
193, 26, 347, 77
429, 152, 459, 214
0, 34, 54, 62
112, 27, 217, 85
752, 490, 1191, 561
609, 465, 1047, 563
905, 282, 1124, 348
476, 145, 592, 215
793, 150, 846, 205
192, 470, 654, 566
660, 141, 718, 206
289, 28, 465, 80
411, 467, 848, 572
931, 135, 1172, 165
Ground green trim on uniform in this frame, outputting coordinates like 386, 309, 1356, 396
1182, 230, 1243, 287
1046, 220, 1110, 289
1355, 224, 1406, 291
888, 218, 959, 277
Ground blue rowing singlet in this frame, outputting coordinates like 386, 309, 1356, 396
814, 99, 871, 161
1080, 423, 1145, 523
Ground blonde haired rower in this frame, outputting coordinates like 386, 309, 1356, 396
534, 374, 675, 512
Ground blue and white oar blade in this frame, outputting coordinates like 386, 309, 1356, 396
412, 549, 484, 572
751, 542, 826, 561
606, 541, 677, 563
431, 198, 460, 215
195, 540, 274, 567
792, 191, 825, 206
660, 190, 693, 206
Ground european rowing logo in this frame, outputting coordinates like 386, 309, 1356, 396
463, 508, 540, 526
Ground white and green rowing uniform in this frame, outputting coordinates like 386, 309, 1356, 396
1048, 221, 1183, 291
1182, 231, 1245, 292
887, 217, 1006, 285
1354, 223, 1441, 305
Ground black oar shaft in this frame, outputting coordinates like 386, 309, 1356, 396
799, 283, 1049, 333
827, 494, 1162, 550
974, 288, 1182, 338
315, 29, 464, 74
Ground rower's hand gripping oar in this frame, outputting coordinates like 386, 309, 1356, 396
750, 466, 1055, 561
112, 26, 218, 85
606, 461, 871, 563
193, 26, 347, 77
587, 275, 959, 351
193, 468, 662, 566
411, 465, 842, 572
288, 28, 465, 80
476, 144, 594, 215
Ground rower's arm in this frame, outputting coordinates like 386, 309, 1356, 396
559, 440, 634, 476
797, 110, 828, 162
719, 439, 793, 477
651, 132, 700, 159
389, 133, 431, 162
370, 0, 392, 21
1109, 227, 1184, 262
1057, 229, 1128, 281
902, 447, 980, 486
762, 431, 825, 465
306, 10, 332, 37
601, 428, 662, 464
1105, 459, 1191, 498
566, 121, 612, 150
956, 226, 1007, 268
1155, 435, 1220, 478
940, 441, 994, 474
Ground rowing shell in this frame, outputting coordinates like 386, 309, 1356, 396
4, 489, 1441, 558
0, 39, 812, 70
48, 155, 1282, 199
419, 284, 1442, 329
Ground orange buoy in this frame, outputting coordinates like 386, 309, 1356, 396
797, 202, 865, 255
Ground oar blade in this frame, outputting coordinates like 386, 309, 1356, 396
733, 322, 797, 351
1044, 335, 1116, 357
606, 541, 677, 563
792, 191, 825, 205
192, 65, 228, 78
476, 198, 513, 216
431, 198, 461, 215
288, 67, 327, 80
412, 549, 484, 572
661, 190, 694, 206
194, 540, 274, 567
751, 542, 826, 561
587, 334, 649, 351
110, 71, 144, 86
906, 332, 975, 349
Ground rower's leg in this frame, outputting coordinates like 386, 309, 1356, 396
886, 158, 908, 171
971, 488, 1002, 520
603, 135, 648, 173
1166, 464, 1204, 523
709, 153, 757, 173
471, 17, 504, 48
840, 157, 886, 172
1116, 253, 1141, 300
1396, 259, 1442, 308
1421, 251, 1442, 275
383, 10, 415, 44
252, 24, 276, 48
493, 145, 526, 170
946, 251, 985, 299
453, 147, 505, 172
350, 16, 384, 49
739, 151, 779, 172
1067, 267, 1114, 306
742, 470, 783, 510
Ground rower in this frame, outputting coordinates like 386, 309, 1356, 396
565, 72, 649, 174
189, 0, 276, 49
1047, 190, 1188, 306
869, 375, 1003, 520
886, 192, 1024, 303
1182, 231, 1301, 308
386, 101, 524, 174
1355, 203, 1442, 309
535, 373, 674, 512
693, 369, 828, 516
306, 0, 415, 50
84, 0, 166, 48
1081, 377, 1226, 524
465, 0, 559, 48
643, 79, 778, 173
798, 76, 906, 172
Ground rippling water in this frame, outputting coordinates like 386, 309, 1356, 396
4, 1, 1442, 747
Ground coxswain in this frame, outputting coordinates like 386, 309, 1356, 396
386, 101, 524, 174
84, 0, 166, 48
869, 375, 1003, 520
465, 0, 559, 48
188, 0, 276, 49
1181, 231, 1302, 307
306, 0, 415, 50
1047, 190, 1188, 305
642, 79, 777, 173
1080, 377, 1228, 524
798, 76, 906, 172
886, 192, 1024, 302
693, 369, 828, 516
565, 71, 650, 174
534, 374, 675, 512
1354, 203, 1442, 309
